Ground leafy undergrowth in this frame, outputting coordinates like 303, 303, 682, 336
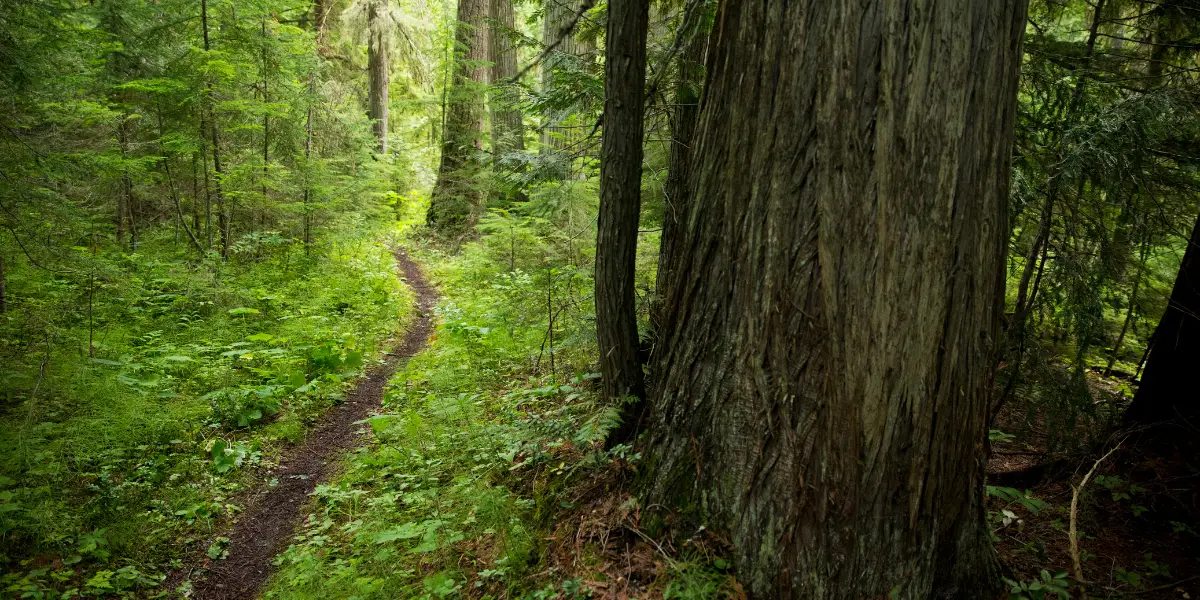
0, 217, 412, 598
987, 435, 1200, 600
264, 218, 740, 600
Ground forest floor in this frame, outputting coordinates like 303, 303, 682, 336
988, 402, 1200, 600
173, 249, 437, 600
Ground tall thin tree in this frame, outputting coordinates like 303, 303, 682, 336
643, 1, 1028, 597
200, 0, 229, 259
595, 0, 648, 440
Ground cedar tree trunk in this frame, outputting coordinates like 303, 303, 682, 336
595, 0, 648, 432
655, 14, 707, 324
489, 0, 524, 158
428, 0, 489, 233
539, 0, 593, 167
644, 1, 1028, 598
489, 0, 526, 203
367, 0, 389, 154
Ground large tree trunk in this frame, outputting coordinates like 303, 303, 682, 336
488, 0, 526, 202
367, 0, 389, 154
595, 0, 648, 439
489, 0, 524, 158
643, 1, 1028, 598
539, 0, 593, 173
428, 0, 489, 234
1124, 212, 1200, 425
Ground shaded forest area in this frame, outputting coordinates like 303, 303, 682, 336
1, 0, 1199, 598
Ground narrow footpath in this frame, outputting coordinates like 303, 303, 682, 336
185, 248, 437, 600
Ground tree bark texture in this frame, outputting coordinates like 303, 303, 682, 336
596, 0, 648, 429
655, 15, 707, 327
1124, 212, 1200, 424
367, 0, 389, 154
489, 0, 524, 159
644, 1, 1028, 598
428, 0, 489, 234
539, 0, 593, 162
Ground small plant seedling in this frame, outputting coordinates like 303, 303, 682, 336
1002, 570, 1070, 600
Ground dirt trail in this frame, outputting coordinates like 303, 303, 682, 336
185, 248, 437, 600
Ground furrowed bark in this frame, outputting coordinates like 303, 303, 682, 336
539, 0, 593, 173
489, 0, 524, 158
644, 1, 1028, 597
428, 0, 490, 234
596, 0, 649, 443
488, 0, 526, 203
655, 9, 707, 328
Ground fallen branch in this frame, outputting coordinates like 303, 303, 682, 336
1069, 440, 1124, 599
1131, 574, 1200, 595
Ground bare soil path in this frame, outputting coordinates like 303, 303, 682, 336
184, 248, 437, 600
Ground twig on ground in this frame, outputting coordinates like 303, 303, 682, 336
1132, 574, 1200, 595
1069, 439, 1125, 599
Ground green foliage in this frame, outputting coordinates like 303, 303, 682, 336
1001, 0, 1200, 453
1002, 570, 1070, 600
987, 486, 1050, 516
265, 203, 722, 597
0, 220, 410, 596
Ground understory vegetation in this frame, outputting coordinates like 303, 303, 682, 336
1, 216, 412, 596
264, 207, 736, 599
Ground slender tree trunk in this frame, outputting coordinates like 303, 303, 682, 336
201, 137, 213, 250
1011, 0, 1105, 332
191, 152, 201, 235
655, 13, 707, 326
102, 0, 134, 248
158, 107, 204, 254
0, 251, 6, 314
1124, 212, 1200, 425
261, 17, 271, 217
303, 75, 316, 249
489, 0, 526, 202
1105, 240, 1149, 376
644, 1, 1028, 597
367, 0, 389, 154
302, 0, 327, 251
428, 0, 489, 233
596, 0, 648, 442
117, 118, 138, 250
201, 0, 229, 260
314, 0, 330, 36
